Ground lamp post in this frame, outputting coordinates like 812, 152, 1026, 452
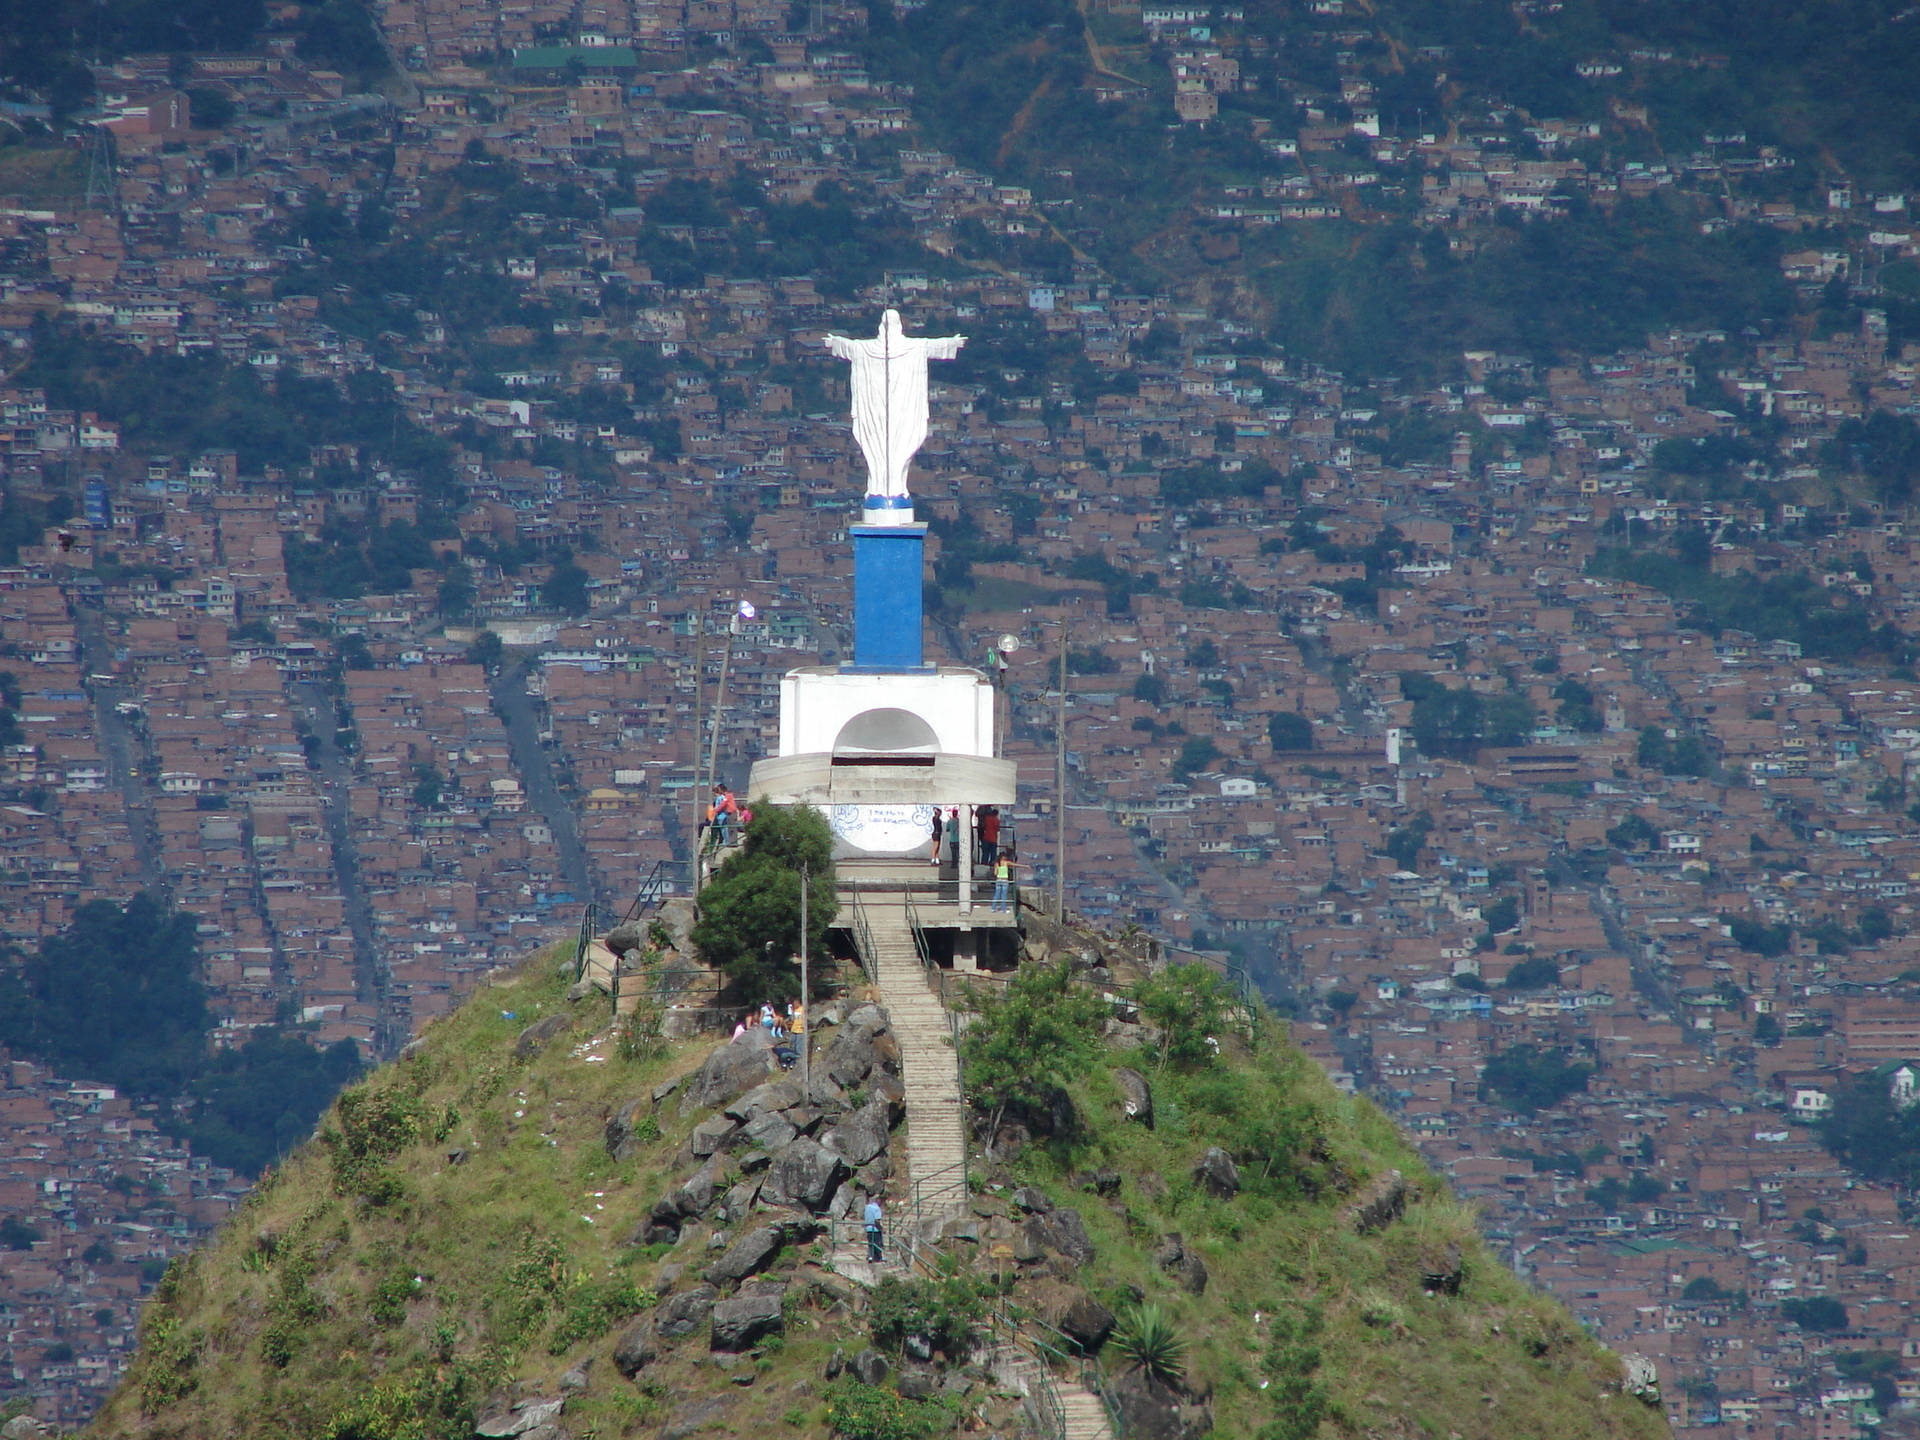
799, 860, 810, 1095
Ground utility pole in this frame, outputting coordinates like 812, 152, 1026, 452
799, 861, 810, 1096
689, 610, 705, 892
1055, 623, 1067, 924
706, 608, 737, 800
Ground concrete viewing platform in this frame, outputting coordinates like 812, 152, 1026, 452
833, 858, 1023, 929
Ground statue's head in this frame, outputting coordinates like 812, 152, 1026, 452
880, 308, 904, 341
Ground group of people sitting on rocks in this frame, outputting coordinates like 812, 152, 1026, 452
730, 999, 806, 1070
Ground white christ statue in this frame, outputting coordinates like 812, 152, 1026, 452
824, 309, 965, 525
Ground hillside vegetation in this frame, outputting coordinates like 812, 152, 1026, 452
88, 932, 1671, 1440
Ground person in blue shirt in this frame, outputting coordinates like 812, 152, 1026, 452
863, 1193, 884, 1262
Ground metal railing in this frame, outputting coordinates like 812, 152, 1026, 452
903, 888, 970, 1205
846, 886, 880, 986
619, 858, 673, 925
572, 901, 598, 983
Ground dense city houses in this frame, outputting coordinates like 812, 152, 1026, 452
4, 0, 1920, 1433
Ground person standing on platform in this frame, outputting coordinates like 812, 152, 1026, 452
864, 1193, 885, 1262
992, 851, 1016, 913
944, 807, 960, 869
929, 809, 943, 867
978, 805, 1000, 867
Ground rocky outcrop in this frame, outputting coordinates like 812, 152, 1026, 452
513, 1014, 571, 1060
1109, 1368, 1211, 1440
679, 1038, 777, 1116
725, 1078, 803, 1124
1038, 1207, 1097, 1265
689, 1115, 739, 1158
1345, 1169, 1407, 1235
611, 1320, 657, 1377
1058, 1293, 1115, 1353
475, 1396, 565, 1437
710, 1287, 786, 1350
1194, 1147, 1239, 1199
819, 1096, 892, 1168
1155, 1233, 1209, 1295
704, 1225, 786, 1287
1114, 1067, 1154, 1128
760, 1135, 846, 1212
652, 1284, 718, 1340
604, 1098, 655, 1162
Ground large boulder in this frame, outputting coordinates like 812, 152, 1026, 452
704, 1225, 785, 1287
850, 1348, 890, 1387
716, 1178, 762, 1226
819, 1026, 882, 1090
742, 1110, 798, 1154
669, 1157, 725, 1219
1109, 1368, 1211, 1440
514, 1014, 572, 1060
605, 1098, 657, 1162
655, 896, 697, 955
1114, 1068, 1154, 1128
689, 1115, 739, 1158
710, 1290, 785, 1351
819, 1096, 892, 1168
760, 1135, 847, 1212
726, 1078, 803, 1124
661, 1397, 732, 1440
611, 1319, 657, 1376
1155, 1233, 1209, 1295
653, 1284, 718, 1339
476, 1397, 565, 1437
680, 1039, 777, 1116
1038, 1207, 1097, 1265
1058, 1294, 1116, 1354
1194, 1147, 1240, 1200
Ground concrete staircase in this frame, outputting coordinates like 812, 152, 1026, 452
856, 900, 969, 1218
991, 1341, 1115, 1440
844, 896, 1115, 1440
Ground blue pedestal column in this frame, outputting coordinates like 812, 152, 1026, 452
851, 523, 926, 670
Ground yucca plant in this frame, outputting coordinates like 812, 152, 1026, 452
1111, 1302, 1187, 1387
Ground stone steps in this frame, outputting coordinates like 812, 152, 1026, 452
856, 907, 969, 1218
851, 900, 1111, 1439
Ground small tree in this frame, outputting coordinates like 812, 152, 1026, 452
691, 802, 836, 1004
1267, 712, 1312, 751
1480, 1043, 1592, 1115
1132, 962, 1231, 1074
466, 630, 504, 672
962, 962, 1107, 1146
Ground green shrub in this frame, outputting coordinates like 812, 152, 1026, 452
1132, 962, 1232, 1073
1111, 1303, 1187, 1386
546, 1278, 655, 1354
325, 1084, 427, 1202
137, 1315, 200, 1413
260, 1320, 295, 1369
868, 1274, 989, 1361
491, 1232, 570, 1345
824, 1380, 956, 1440
370, 1269, 418, 1328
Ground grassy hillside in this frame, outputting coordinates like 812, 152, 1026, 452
87, 934, 1671, 1440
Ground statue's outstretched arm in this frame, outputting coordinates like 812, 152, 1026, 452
823, 334, 854, 359
924, 336, 966, 360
